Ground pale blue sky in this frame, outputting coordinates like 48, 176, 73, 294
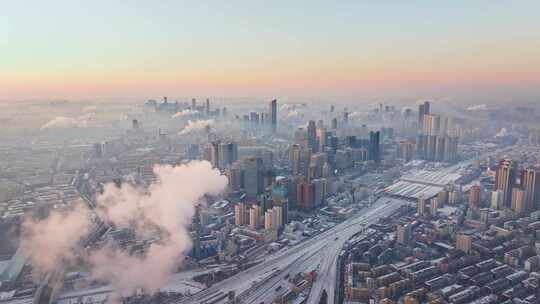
2, 1, 540, 100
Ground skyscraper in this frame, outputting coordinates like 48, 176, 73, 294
521, 167, 540, 211
205, 98, 210, 115
297, 182, 314, 211
307, 120, 317, 151
249, 205, 261, 229
495, 159, 518, 208
511, 188, 527, 215
418, 103, 425, 128
270, 99, 277, 132
244, 157, 263, 197
418, 101, 430, 130
422, 114, 441, 136
456, 233, 472, 254
192, 205, 202, 260
396, 224, 412, 245
369, 131, 381, 163
312, 178, 327, 207
417, 195, 426, 215
331, 117, 338, 130
491, 190, 504, 210
235, 203, 246, 226
316, 127, 327, 151
468, 184, 481, 210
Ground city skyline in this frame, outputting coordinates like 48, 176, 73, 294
3, 1, 540, 101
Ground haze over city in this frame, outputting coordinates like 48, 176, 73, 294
2, 2, 540, 304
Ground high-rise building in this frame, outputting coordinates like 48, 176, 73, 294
331, 117, 338, 130
226, 163, 243, 191
312, 178, 327, 207
209, 141, 238, 169
307, 120, 317, 151
132, 119, 140, 131
191, 98, 197, 110
205, 98, 210, 115
192, 205, 202, 260
244, 157, 263, 197
290, 144, 309, 176
448, 189, 461, 204
249, 205, 261, 229
495, 159, 518, 208
235, 203, 246, 226
273, 202, 286, 227
418, 101, 430, 129
396, 224, 412, 245
491, 190, 504, 210
522, 167, 540, 211
369, 131, 381, 163
468, 184, 481, 210
435, 136, 446, 161
511, 188, 527, 215
297, 182, 314, 211
456, 233, 472, 254
94, 142, 104, 158
316, 127, 327, 150
422, 114, 441, 136
264, 208, 276, 230
443, 136, 459, 163
425, 135, 437, 161
270, 99, 277, 132
418, 103, 425, 128
417, 195, 426, 215
398, 140, 415, 162
430, 198, 439, 216
416, 134, 426, 158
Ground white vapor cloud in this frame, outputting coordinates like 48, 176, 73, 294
40, 112, 97, 130
287, 110, 299, 118
40, 116, 83, 129
21, 204, 92, 273
466, 104, 488, 111
91, 161, 227, 296
21, 161, 227, 298
172, 109, 198, 118
178, 119, 214, 135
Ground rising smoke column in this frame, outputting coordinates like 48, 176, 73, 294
178, 119, 214, 135
21, 204, 93, 273
89, 161, 227, 296
172, 109, 198, 118
20, 161, 227, 298
40, 116, 82, 129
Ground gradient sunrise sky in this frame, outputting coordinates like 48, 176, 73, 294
2, 1, 540, 101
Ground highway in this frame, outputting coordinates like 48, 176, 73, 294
54, 196, 405, 304
176, 197, 406, 304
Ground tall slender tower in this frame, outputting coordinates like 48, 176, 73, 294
522, 166, 540, 211
270, 99, 277, 133
192, 205, 202, 261
495, 159, 518, 208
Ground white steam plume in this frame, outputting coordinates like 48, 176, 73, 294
90, 161, 227, 295
40, 116, 82, 130
21, 204, 92, 273
21, 161, 227, 297
287, 110, 299, 118
172, 109, 198, 118
466, 104, 488, 111
178, 119, 214, 135
40, 113, 96, 130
